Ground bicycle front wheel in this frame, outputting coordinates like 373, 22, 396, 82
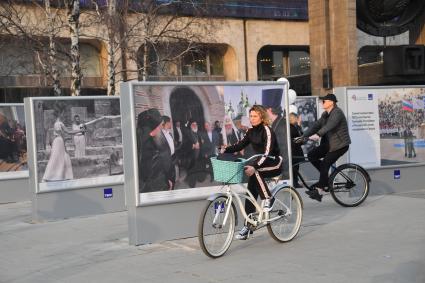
267, 186, 303, 243
329, 164, 369, 207
198, 196, 236, 258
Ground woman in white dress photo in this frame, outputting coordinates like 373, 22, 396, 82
42, 107, 85, 182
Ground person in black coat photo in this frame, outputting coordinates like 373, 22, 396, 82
262, 88, 290, 180
136, 108, 167, 193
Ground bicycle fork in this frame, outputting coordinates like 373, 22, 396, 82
212, 194, 233, 228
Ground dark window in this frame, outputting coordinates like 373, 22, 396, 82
358, 46, 384, 65
257, 46, 310, 80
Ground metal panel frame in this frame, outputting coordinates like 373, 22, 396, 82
335, 85, 425, 169
25, 96, 124, 194
24, 96, 125, 221
120, 81, 292, 208
0, 103, 29, 181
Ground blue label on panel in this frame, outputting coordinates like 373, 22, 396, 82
104, 188, 113, 198
368, 93, 373, 100
394, 170, 400, 180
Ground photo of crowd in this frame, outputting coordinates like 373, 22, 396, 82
0, 105, 27, 175
378, 88, 425, 165
33, 99, 123, 186
133, 84, 291, 194
292, 96, 319, 154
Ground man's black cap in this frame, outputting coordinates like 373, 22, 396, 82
319, 93, 338, 103
137, 108, 162, 131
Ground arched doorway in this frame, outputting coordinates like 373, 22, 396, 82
169, 87, 205, 127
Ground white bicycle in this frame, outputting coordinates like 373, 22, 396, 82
198, 154, 303, 258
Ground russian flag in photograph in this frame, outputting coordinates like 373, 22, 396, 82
402, 99, 413, 112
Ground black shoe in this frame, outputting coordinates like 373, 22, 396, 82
305, 189, 314, 196
309, 189, 322, 202
310, 183, 329, 192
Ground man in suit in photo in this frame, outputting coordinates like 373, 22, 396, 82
173, 120, 183, 149
200, 121, 220, 182
154, 115, 176, 190
200, 121, 220, 157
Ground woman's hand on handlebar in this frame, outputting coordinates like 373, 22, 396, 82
309, 134, 320, 141
219, 145, 227, 154
244, 165, 255, 177
294, 135, 320, 144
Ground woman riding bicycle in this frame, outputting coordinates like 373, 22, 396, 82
297, 93, 351, 202
222, 105, 283, 240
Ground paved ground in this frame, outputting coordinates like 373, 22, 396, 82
1, 190, 425, 283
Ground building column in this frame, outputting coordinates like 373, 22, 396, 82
412, 12, 425, 45
308, 0, 358, 96
417, 27, 425, 45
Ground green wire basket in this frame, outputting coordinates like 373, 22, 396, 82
210, 157, 247, 184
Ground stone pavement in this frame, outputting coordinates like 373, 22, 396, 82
1, 190, 425, 283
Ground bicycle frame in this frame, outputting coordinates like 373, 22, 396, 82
212, 182, 292, 230
294, 159, 370, 190
210, 153, 292, 230
293, 159, 342, 189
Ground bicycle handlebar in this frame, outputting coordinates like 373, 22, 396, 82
293, 136, 309, 144
244, 154, 276, 162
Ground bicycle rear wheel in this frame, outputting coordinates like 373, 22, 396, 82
267, 186, 303, 243
198, 196, 236, 258
329, 163, 369, 207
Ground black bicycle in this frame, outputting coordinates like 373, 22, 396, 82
293, 137, 371, 207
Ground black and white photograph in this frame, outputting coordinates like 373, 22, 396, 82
33, 98, 123, 190
293, 96, 319, 154
133, 84, 291, 194
0, 104, 27, 177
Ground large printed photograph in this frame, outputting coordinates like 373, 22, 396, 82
0, 104, 27, 178
378, 87, 425, 165
134, 84, 291, 194
33, 98, 123, 191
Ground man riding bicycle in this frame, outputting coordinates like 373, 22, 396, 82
296, 93, 351, 202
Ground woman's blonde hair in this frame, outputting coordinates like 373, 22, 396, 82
250, 105, 271, 126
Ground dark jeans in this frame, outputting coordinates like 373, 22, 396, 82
307, 144, 349, 188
